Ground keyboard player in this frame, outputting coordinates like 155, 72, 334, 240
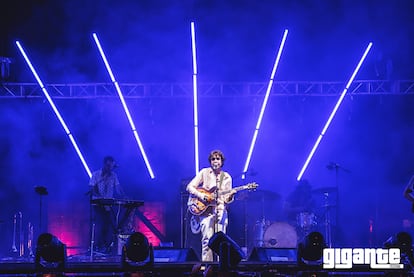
88, 155, 127, 254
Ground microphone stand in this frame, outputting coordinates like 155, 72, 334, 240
34, 186, 48, 235
86, 189, 95, 260
213, 170, 222, 262
326, 162, 350, 247
334, 165, 339, 247
214, 187, 220, 263
214, 189, 219, 234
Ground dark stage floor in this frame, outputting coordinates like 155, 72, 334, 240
0, 250, 411, 277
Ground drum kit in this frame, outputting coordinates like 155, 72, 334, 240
183, 183, 337, 252
241, 186, 337, 251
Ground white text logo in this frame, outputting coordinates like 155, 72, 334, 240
323, 248, 404, 269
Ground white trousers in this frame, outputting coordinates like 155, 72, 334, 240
199, 209, 228, 262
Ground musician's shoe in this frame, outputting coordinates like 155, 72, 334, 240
101, 242, 114, 255
94, 247, 104, 254
92, 246, 109, 256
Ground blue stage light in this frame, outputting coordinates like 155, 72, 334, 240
242, 29, 289, 179
297, 42, 373, 181
93, 33, 155, 179
16, 41, 92, 178
190, 22, 200, 174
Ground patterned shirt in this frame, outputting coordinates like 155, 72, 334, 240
187, 167, 233, 212
89, 169, 122, 199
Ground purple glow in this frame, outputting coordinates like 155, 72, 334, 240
242, 29, 289, 179
93, 33, 155, 179
297, 42, 373, 181
191, 22, 200, 174
15, 41, 92, 178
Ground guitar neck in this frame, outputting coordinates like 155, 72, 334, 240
218, 184, 250, 195
189, 182, 257, 215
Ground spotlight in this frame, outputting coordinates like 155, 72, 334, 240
384, 231, 414, 267
122, 232, 154, 269
208, 231, 244, 271
35, 233, 67, 271
297, 231, 326, 267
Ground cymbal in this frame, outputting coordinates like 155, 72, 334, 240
237, 189, 280, 201
312, 186, 337, 194
321, 204, 337, 208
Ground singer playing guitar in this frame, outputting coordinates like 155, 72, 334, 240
188, 183, 258, 216
186, 150, 236, 262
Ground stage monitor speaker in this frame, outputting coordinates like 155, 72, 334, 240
248, 247, 297, 263
153, 247, 199, 262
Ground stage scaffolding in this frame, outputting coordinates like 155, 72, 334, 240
0, 80, 413, 99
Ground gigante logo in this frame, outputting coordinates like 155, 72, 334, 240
323, 248, 404, 269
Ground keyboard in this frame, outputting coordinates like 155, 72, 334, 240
91, 198, 144, 207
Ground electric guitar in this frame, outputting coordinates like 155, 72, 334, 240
188, 182, 258, 215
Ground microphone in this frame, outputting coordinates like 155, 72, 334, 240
326, 162, 339, 170
327, 162, 351, 173
34, 186, 48, 195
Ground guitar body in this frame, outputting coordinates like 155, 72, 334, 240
187, 183, 258, 215
188, 187, 217, 216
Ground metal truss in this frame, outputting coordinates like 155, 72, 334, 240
1, 80, 413, 99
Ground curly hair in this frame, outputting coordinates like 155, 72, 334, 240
208, 149, 225, 166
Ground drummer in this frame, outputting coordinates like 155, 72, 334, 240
283, 179, 317, 233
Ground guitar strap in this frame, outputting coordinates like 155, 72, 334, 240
218, 171, 224, 190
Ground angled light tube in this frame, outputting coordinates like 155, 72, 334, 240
93, 33, 155, 179
16, 41, 92, 178
242, 29, 289, 179
297, 42, 373, 181
190, 22, 200, 175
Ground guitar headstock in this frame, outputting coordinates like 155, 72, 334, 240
246, 182, 259, 191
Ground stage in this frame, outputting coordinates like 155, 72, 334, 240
2, 1, 414, 275
0, 249, 411, 276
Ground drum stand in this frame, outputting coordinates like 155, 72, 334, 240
254, 193, 268, 248
255, 218, 266, 247
180, 191, 187, 248
323, 192, 332, 248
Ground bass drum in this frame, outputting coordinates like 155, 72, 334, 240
263, 222, 298, 248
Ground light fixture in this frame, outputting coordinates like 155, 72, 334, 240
35, 233, 66, 271
297, 231, 326, 267
121, 232, 153, 269
384, 231, 414, 267
208, 231, 244, 271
